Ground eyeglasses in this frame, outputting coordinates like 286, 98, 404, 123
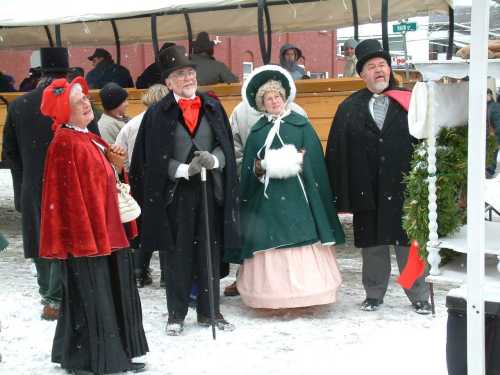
170, 69, 196, 80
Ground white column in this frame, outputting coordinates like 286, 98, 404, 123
466, 1, 489, 374
426, 103, 440, 275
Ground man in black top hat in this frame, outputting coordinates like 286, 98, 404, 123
190, 32, 238, 86
2, 47, 101, 321
86, 48, 134, 89
135, 42, 176, 89
325, 39, 431, 314
130, 45, 240, 336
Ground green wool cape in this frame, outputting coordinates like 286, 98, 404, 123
225, 111, 345, 264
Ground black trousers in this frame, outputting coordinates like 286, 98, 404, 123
165, 176, 221, 320
133, 247, 167, 276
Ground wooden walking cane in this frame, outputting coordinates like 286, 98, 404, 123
201, 167, 217, 340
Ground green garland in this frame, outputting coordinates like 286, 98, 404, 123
402, 126, 497, 263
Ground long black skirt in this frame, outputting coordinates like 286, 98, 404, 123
52, 248, 149, 374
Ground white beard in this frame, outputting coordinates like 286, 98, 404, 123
373, 80, 389, 93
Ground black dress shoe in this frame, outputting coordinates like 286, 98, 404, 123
127, 362, 146, 373
166, 317, 184, 336
360, 298, 383, 311
197, 313, 235, 331
413, 300, 432, 315
136, 269, 153, 288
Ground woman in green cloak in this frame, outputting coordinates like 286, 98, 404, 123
226, 65, 345, 309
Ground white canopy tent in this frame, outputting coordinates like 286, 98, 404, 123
0, 0, 453, 49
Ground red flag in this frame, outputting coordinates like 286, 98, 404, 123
397, 240, 426, 289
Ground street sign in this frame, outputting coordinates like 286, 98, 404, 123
393, 22, 417, 33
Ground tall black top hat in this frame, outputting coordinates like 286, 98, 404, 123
40, 47, 70, 74
355, 39, 391, 74
158, 45, 196, 78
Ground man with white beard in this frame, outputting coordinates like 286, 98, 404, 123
129, 46, 240, 336
325, 39, 431, 315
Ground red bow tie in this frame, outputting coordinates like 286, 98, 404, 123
178, 97, 201, 136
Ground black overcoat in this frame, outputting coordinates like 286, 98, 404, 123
325, 88, 416, 248
2, 84, 100, 258
129, 91, 241, 253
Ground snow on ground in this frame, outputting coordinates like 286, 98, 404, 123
0, 169, 453, 375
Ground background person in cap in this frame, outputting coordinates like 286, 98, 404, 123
325, 39, 431, 315
279, 43, 307, 80
129, 45, 240, 336
98, 82, 129, 144
2, 47, 101, 321
136, 42, 176, 89
86, 48, 134, 89
224, 65, 344, 309
39, 76, 148, 375
342, 38, 359, 78
190, 31, 238, 86
19, 50, 42, 92
0, 70, 16, 92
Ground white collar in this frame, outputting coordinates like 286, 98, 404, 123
173, 92, 197, 102
65, 124, 89, 133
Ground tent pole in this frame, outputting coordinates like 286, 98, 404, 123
446, 6, 454, 60
151, 15, 160, 61
184, 13, 193, 57
110, 20, 121, 65
381, 0, 389, 52
44, 26, 54, 47
351, 0, 359, 41
466, 1, 489, 374
55, 25, 62, 47
257, 0, 272, 64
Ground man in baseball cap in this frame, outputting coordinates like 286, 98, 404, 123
86, 48, 133, 89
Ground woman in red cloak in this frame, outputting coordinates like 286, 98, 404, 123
39, 77, 148, 375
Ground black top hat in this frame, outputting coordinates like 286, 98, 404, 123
355, 39, 391, 74
40, 47, 70, 74
193, 32, 214, 54
158, 45, 196, 78
87, 48, 112, 61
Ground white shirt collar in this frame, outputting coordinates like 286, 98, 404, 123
173, 92, 197, 102
65, 124, 89, 133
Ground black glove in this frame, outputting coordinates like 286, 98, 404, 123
194, 151, 216, 169
188, 156, 202, 176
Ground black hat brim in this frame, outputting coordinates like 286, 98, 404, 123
162, 63, 197, 79
40, 67, 70, 74
356, 50, 391, 74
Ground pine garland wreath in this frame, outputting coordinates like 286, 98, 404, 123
403, 126, 497, 263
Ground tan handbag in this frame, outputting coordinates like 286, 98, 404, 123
114, 168, 141, 223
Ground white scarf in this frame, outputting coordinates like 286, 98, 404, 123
256, 109, 307, 202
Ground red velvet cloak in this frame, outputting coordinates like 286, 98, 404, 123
40, 127, 128, 259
